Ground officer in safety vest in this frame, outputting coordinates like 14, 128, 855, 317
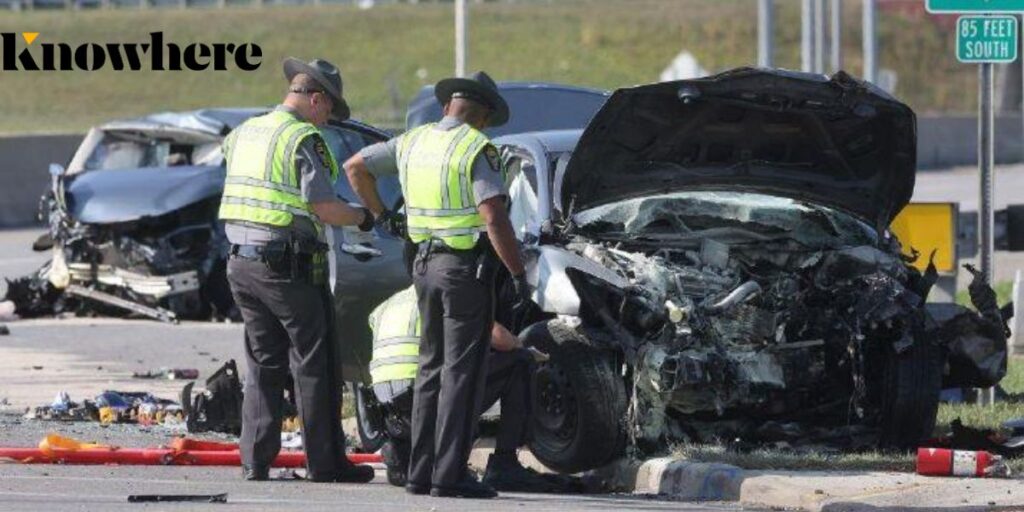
220, 57, 376, 483
344, 71, 530, 498
369, 283, 566, 493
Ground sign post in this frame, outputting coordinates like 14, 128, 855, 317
927, 1, 1022, 405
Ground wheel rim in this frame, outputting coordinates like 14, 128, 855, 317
533, 362, 578, 448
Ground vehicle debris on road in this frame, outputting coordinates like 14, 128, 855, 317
127, 494, 228, 504
132, 368, 200, 380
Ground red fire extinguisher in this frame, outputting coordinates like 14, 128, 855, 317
916, 448, 1006, 477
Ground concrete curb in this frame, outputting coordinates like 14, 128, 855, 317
463, 447, 1024, 511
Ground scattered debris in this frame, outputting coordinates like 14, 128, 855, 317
31, 366, 43, 371
128, 494, 227, 504
924, 418, 1024, 459
26, 391, 97, 421
132, 368, 200, 380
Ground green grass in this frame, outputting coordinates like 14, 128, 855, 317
0, 0, 977, 134
956, 280, 1016, 310
670, 357, 1024, 473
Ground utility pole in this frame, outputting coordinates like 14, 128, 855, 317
863, 0, 877, 83
455, 0, 467, 77
831, 0, 843, 72
802, 0, 814, 72
758, 0, 774, 68
814, 0, 827, 73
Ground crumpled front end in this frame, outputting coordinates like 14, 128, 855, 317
529, 192, 1011, 451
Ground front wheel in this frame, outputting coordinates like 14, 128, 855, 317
522, 320, 627, 473
875, 340, 945, 449
353, 383, 386, 453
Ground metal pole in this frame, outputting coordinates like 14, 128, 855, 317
830, 0, 843, 72
979, 61, 996, 406
980, 63, 996, 286
802, 0, 814, 72
758, 0, 774, 68
455, 0, 467, 77
862, 0, 877, 83
814, 0, 826, 73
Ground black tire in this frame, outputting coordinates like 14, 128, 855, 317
1007, 204, 1024, 251
354, 384, 387, 453
522, 320, 627, 473
876, 340, 945, 449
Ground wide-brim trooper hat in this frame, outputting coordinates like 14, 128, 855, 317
283, 57, 351, 121
434, 71, 509, 127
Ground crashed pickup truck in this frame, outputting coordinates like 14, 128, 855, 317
495, 69, 1012, 473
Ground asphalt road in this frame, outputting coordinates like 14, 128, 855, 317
0, 464, 747, 512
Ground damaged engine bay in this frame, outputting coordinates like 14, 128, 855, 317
522, 191, 1011, 471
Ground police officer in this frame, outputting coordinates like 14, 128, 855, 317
345, 71, 530, 498
368, 284, 563, 493
220, 57, 375, 483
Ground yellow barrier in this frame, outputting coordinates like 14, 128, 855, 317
890, 202, 958, 274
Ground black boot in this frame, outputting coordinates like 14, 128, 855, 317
307, 462, 376, 483
429, 473, 497, 499
482, 452, 563, 493
381, 441, 408, 487
241, 464, 269, 481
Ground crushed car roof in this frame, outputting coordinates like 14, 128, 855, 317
101, 108, 267, 136
561, 68, 917, 229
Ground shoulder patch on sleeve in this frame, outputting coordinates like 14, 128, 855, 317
312, 137, 331, 168
483, 145, 501, 173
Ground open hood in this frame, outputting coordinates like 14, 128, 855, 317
65, 166, 225, 224
561, 68, 917, 229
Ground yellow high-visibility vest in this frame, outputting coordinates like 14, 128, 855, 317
218, 110, 338, 227
397, 123, 490, 250
368, 285, 420, 384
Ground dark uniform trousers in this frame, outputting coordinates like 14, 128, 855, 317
384, 347, 534, 466
408, 248, 494, 488
227, 256, 345, 478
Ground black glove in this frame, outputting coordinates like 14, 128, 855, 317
375, 209, 407, 238
356, 207, 374, 232
510, 273, 535, 330
511, 273, 531, 306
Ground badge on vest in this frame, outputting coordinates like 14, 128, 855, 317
483, 145, 501, 173
313, 137, 331, 168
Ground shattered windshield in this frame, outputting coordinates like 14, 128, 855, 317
80, 131, 220, 171
573, 191, 878, 248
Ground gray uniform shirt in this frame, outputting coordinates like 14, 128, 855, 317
358, 116, 506, 206
224, 105, 337, 245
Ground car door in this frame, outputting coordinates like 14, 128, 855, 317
320, 121, 411, 383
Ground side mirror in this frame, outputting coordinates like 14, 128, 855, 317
49, 163, 66, 177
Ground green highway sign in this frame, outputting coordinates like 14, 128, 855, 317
928, 0, 1024, 13
957, 15, 1018, 63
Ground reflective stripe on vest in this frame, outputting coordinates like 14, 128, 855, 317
217, 110, 339, 228
368, 286, 421, 384
397, 123, 490, 250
